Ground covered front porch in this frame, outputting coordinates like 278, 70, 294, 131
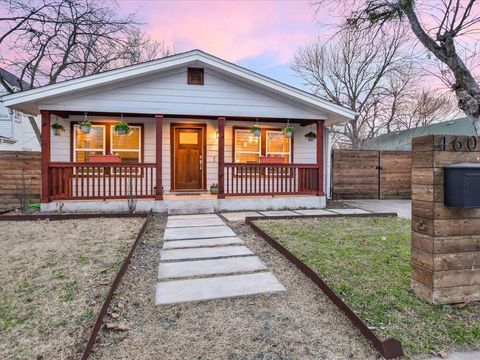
40, 111, 326, 208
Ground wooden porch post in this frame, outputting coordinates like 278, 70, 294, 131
217, 116, 225, 199
40, 110, 51, 203
316, 120, 325, 196
155, 114, 163, 200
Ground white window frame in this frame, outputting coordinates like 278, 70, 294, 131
110, 125, 142, 162
73, 124, 106, 162
234, 129, 261, 163
265, 130, 292, 163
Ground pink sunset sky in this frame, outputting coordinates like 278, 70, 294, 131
116, 0, 339, 89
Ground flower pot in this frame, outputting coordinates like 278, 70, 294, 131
116, 129, 128, 135
284, 131, 293, 138
80, 125, 91, 134
252, 129, 261, 137
306, 136, 316, 142
210, 187, 219, 195
53, 128, 62, 136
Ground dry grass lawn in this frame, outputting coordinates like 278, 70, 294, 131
0, 217, 145, 360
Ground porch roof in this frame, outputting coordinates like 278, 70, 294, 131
1, 50, 357, 125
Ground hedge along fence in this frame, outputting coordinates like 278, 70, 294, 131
0, 151, 41, 209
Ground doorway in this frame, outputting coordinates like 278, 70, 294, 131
171, 124, 206, 191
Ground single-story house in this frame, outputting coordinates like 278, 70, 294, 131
365, 117, 472, 151
1, 50, 356, 213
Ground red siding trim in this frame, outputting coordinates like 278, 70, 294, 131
155, 114, 163, 200
217, 117, 225, 199
316, 120, 325, 196
41, 111, 51, 203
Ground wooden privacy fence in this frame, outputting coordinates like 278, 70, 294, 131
0, 151, 41, 209
332, 150, 412, 199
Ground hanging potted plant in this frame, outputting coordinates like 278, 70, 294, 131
114, 121, 131, 135
304, 131, 317, 142
79, 119, 92, 134
250, 124, 261, 137
210, 183, 219, 195
51, 122, 65, 136
283, 125, 295, 138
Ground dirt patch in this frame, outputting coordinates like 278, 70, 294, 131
0, 217, 145, 359
91, 215, 379, 360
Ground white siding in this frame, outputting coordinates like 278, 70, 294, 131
38, 67, 326, 120
50, 117, 320, 194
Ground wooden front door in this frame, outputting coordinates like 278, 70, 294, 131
172, 126, 205, 190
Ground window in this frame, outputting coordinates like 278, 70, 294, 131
73, 125, 106, 162
73, 123, 142, 163
111, 126, 141, 163
234, 129, 261, 163
233, 127, 292, 165
188, 67, 204, 85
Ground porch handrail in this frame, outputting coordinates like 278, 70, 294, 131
49, 162, 156, 167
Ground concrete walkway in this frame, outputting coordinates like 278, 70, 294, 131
156, 214, 285, 305
344, 199, 411, 219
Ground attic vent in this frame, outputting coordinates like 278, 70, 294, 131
188, 67, 204, 85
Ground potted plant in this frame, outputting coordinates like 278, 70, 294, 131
51, 123, 65, 136
79, 119, 92, 134
114, 122, 131, 135
250, 124, 261, 137
210, 183, 219, 195
283, 125, 295, 138
304, 131, 317, 142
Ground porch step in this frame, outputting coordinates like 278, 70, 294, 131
167, 206, 214, 215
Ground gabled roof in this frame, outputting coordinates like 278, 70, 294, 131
0, 68, 31, 92
1, 50, 356, 124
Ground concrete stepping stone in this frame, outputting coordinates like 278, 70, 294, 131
162, 237, 244, 249
168, 214, 219, 220
164, 225, 236, 240
259, 210, 301, 217
166, 217, 225, 228
155, 272, 286, 305
294, 209, 335, 215
158, 256, 267, 279
330, 208, 370, 215
221, 212, 262, 222
160, 245, 253, 261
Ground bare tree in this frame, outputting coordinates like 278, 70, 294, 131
314, 0, 480, 133
0, 0, 170, 92
293, 27, 415, 148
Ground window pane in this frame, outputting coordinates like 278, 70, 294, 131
266, 131, 290, 153
75, 126, 104, 149
235, 130, 260, 152
75, 151, 104, 162
113, 151, 140, 164
112, 127, 140, 150
179, 132, 198, 144
235, 153, 259, 163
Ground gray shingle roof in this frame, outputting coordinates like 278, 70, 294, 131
0, 68, 31, 91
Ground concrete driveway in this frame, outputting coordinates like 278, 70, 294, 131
344, 199, 411, 219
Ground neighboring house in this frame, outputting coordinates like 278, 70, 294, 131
0, 68, 41, 151
1, 50, 356, 213
365, 117, 473, 151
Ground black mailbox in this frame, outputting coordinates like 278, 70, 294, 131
444, 163, 480, 208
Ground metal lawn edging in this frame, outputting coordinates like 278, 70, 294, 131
0, 212, 150, 221
79, 211, 153, 360
245, 213, 404, 359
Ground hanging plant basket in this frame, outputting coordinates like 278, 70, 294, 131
250, 125, 261, 137
79, 119, 92, 134
283, 125, 295, 138
304, 131, 317, 142
51, 123, 65, 136
114, 121, 131, 135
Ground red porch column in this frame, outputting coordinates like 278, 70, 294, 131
316, 120, 325, 196
217, 116, 225, 199
40, 110, 51, 203
155, 114, 163, 200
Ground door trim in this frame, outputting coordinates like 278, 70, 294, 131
170, 123, 207, 191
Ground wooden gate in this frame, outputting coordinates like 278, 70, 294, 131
332, 150, 412, 199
